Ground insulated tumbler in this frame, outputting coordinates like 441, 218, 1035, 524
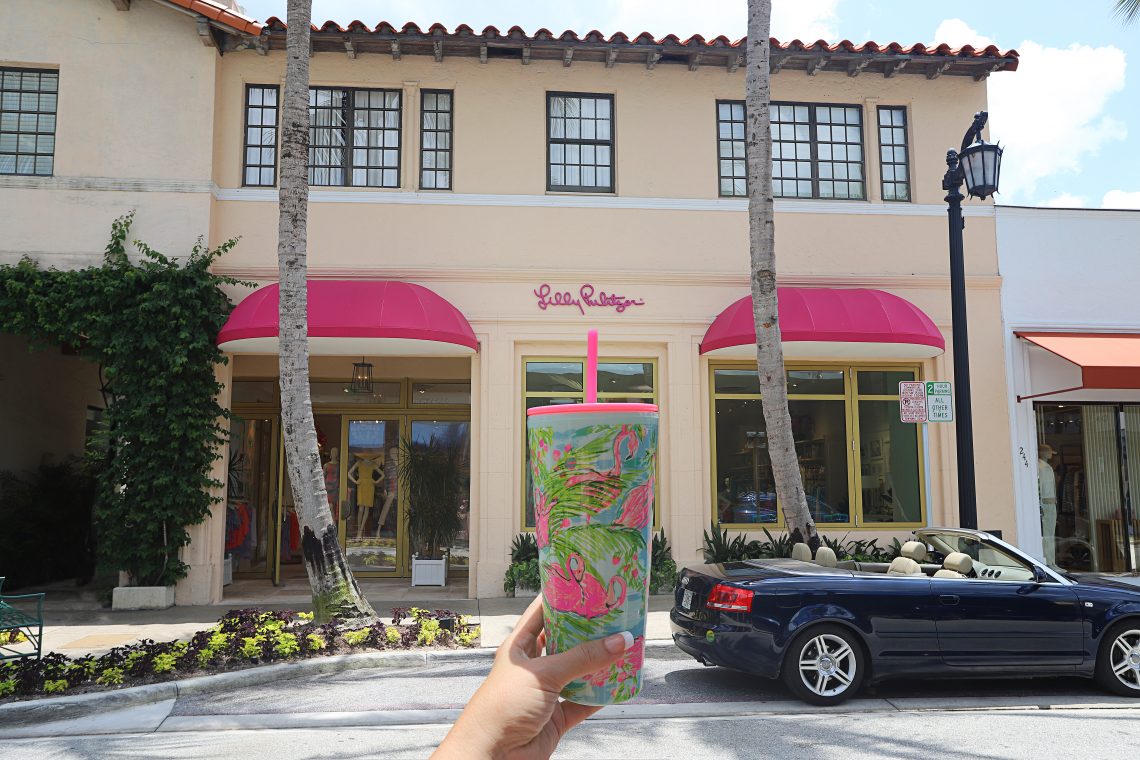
526, 402, 658, 705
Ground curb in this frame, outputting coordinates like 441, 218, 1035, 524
0, 647, 494, 726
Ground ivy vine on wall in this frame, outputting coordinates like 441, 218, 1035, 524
0, 214, 239, 587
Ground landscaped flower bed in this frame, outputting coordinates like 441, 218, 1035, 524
0, 607, 479, 701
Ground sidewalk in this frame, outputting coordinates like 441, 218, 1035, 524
26, 581, 677, 657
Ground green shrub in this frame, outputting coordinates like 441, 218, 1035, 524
650, 530, 679, 594
306, 633, 327, 652
510, 532, 539, 563
42, 679, 68, 694
0, 679, 16, 697
384, 627, 401, 646
343, 629, 370, 647
503, 558, 541, 596
272, 633, 300, 658
239, 636, 265, 659
417, 619, 441, 647
151, 654, 178, 674
96, 667, 124, 686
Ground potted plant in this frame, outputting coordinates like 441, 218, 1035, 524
503, 533, 540, 598
400, 435, 467, 587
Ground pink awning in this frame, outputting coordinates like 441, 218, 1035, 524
218, 280, 478, 356
700, 288, 944, 359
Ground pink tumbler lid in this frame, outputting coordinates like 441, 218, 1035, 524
527, 403, 658, 417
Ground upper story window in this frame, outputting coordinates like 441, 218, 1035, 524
420, 90, 453, 190
547, 93, 614, 193
309, 87, 400, 187
243, 85, 278, 187
878, 106, 911, 202
716, 100, 747, 197
1, 68, 58, 177
772, 103, 865, 200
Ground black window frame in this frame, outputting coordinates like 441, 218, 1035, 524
771, 101, 866, 201
877, 105, 912, 202
242, 84, 279, 188
546, 91, 615, 193
308, 86, 402, 189
420, 88, 453, 191
716, 99, 748, 198
0, 66, 59, 177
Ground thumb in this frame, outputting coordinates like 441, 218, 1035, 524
536, 631, 634, 687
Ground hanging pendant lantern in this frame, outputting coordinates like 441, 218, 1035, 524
349, 357, 374, 394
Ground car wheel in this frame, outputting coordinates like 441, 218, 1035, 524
1095, 622, 1140, 697
781, 624, 866, 706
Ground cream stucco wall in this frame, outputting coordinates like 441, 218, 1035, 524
0, 0, 218, 267
205, 49, 1014, 597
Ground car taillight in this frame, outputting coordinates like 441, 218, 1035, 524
706, 583, 754, 612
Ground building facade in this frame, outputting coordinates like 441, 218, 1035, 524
998, 205, 1140, 574
2, 0, 1022, 603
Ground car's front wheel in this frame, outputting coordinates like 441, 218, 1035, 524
1095, 622, 1140, 697
781, 624, 866, 706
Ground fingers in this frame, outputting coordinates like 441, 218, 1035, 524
501, 596, 546, 657
534, 631, 633, 686
558, 701, 602, 732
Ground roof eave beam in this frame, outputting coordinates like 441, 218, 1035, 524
688, 53, 702, 71
884, 59, 909, 78
771, 54, 789, 74
847, 58, 871, 77
111, 0, 131, 10
433, 40, 443, 62
522, 45, 531, 65
974, 62, 1005, 81
605, 47, 618, 68
646, 50, 661, 70
563, 48, 574, 67
479, 43, 488, 63
391, 40, 401, 60
926, 61, 951, 79
344, 38, 356, 60
806, 57, 827, 76
196, 17, 223, 49
727, 53, 741, 73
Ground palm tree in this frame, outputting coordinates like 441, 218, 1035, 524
277, 0, 376, 623
1114, 0, 1140, 23
745, 0, 818, 549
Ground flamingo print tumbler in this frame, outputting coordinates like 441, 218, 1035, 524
527, 402, 658, 705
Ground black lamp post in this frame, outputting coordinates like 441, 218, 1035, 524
943, 111, 1003, 530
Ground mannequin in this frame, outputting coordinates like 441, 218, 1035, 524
349, 452, 385, 539
375, 446, 400, 532
1038, 444, 1058, 565
323, 447, 340, 521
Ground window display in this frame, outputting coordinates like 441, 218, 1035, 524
711, 366, 924, 528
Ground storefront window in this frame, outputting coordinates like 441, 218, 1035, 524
522, 358, 657, 528
310, 380, 401, 405
1036, 403, 1139, 572
226, 415, 277, 575
711, 365, 924, 528
412, 382, 471, 406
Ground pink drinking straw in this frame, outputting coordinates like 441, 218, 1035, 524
585, 330, 599, 404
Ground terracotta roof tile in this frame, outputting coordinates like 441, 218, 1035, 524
166, 0, 262, 36
250, 19, 1018, 73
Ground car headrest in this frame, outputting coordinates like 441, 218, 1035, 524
943, 551, 973, 574
814, 546, 837, 567
900, 541, 927, 562
791, 543, 812, 562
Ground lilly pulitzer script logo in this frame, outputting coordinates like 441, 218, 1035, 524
534, 284, 646, 315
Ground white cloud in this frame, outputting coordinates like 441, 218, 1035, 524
934, 20, 1128, 206
1102, 190, 1140, 209
772, 0, 839, 42
1042, 193, 1087, 208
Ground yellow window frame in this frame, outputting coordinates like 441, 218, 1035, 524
709, 362, 926, 531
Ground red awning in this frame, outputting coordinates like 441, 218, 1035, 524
1017, 333, 1140, 396
218, 280, 477, 356
700, 288, 945, 359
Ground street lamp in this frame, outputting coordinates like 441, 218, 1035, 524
943, 111, 1003, 530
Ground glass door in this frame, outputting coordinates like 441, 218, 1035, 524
341, 417, 403, 575
227, 414, 279, 579
409, 417, 471, 579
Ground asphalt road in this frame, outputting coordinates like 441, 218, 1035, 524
4, 647, 1139, 759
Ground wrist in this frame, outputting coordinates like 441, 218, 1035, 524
434, 711, 502, 760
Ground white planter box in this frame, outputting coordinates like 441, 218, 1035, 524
513, 586, 539, 599
411, 556, 448, 587
223, 554, 234, 586
112, 585, 175, 610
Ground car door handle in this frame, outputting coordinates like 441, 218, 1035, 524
939, 595, 960, 606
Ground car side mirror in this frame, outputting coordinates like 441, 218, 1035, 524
1032, 565, 1049, 584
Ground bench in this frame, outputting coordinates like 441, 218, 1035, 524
0, 576, 44, 661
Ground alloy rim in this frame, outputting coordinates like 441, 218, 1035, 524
798, 633, 857, 697
1109, 628, 1140, 691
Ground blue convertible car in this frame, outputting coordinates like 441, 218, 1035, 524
671, 527, 1140, 705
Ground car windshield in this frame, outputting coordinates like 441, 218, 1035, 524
921, 532, 1036, 573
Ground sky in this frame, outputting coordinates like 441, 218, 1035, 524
235, 1, 1140, 209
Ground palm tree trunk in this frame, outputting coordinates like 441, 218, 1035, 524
278, 0, 376, 623
745, 0, 818, 550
